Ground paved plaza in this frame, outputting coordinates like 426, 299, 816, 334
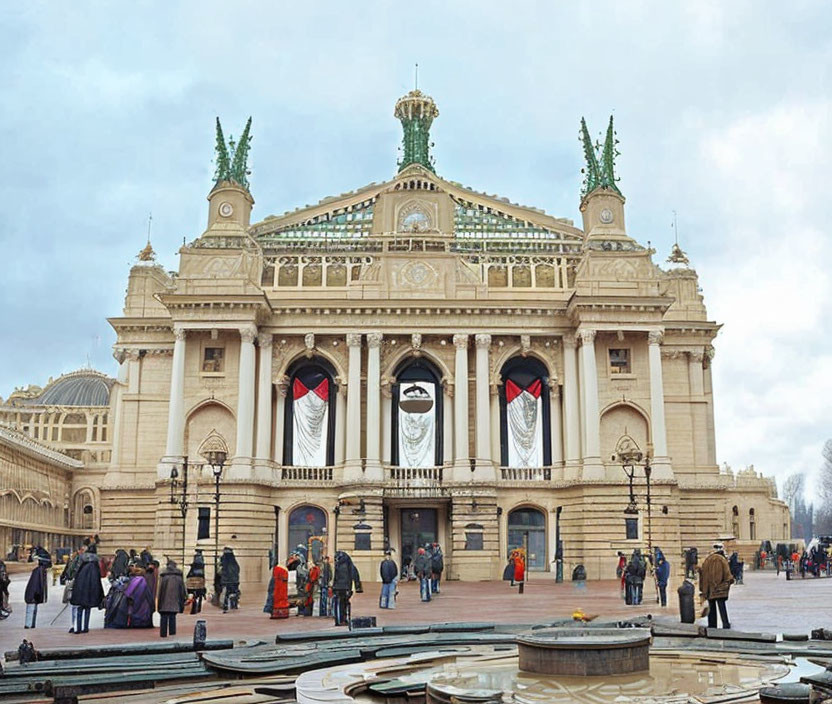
1, 570, 829, 653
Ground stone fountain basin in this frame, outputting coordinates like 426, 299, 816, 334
517, 627, 652, 676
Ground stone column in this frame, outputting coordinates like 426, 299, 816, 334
334, 378, 346, 466
443, 384, 454, 465
549, 383, 564, 468
345, 334, 362, 477
562, 334, 581, 479
234, 324, 257, 464
255, 333, 273, 465
579, 329, 603, 480
648, 330, 672, 478
381, 382, 392, 465
164, 326, 186, 460
127, 349, 141, 395
474, 334, 492, 464
365, 333, 383, 479
452, 334, 470, 480
688, 348, 707, 468
275, 379, 287, 465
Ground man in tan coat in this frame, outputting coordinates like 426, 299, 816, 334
698, 543, 733, 629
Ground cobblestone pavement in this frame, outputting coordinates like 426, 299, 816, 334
1, 570, 828, 652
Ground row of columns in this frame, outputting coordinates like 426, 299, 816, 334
163, 325, 670, 475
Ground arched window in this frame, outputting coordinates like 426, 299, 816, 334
732, 505, 740, 539
288, 505, 327, 554
391, 358, 443, 467
749, 508, 756, 541
507, 507, 546, 571
283, 358, 337, 467
499, 357, 552, 467
82, 504, 94, 530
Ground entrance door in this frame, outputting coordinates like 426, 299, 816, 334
508, 507, 546, 571
400, 508, 438, 571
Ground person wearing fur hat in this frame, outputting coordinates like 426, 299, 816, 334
698, 542, 733, 629
157, 559, 187, 637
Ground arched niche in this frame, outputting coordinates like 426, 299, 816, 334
600, 403, 649, 463
499, 357, 552, 468
391, 357, 443, 467
283, 357, 338, 467
185, 401, 236, 459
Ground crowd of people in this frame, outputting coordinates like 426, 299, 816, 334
8, 538, 242, 638
264, 542, 445, 625
615, 547, 670, 606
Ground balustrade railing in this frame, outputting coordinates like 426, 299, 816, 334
499, 466, 551, 481
386, 466, 443, 486
280, 466, 334, 482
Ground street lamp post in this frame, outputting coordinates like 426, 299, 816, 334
169, 456, 192, 567
204, 450, 227, 585
616, 443, 658, 604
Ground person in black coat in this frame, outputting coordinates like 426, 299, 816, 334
70, 546, 105, 634
332, 551, 361, 626
24, 550, 51, 628
430, 543, 444, 595
219, 547, 240, 612
379, 551, 398, 609
109, 549, 130, 583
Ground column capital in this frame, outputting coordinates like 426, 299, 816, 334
578, 329, 596, 345
475, 333, 492, 349
257, 332, 273, 349
367, 332, 383, 349
173, 325, 187, 342
346, 333, 362, 348
239, 324, 258, 344
688, 348, 705, 364
562, 333, 578, 349
647, 329, 664, 346
453, 333, 469, 350
549, 381, 561, 399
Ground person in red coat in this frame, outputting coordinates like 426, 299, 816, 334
270, 564, 289, 619
512, 548, 526, 584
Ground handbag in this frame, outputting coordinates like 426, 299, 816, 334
62, 579, 73, 604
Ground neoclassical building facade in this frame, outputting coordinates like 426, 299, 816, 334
43, 91, 787, 582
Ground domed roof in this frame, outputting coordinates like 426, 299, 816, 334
34, 370, 114, 407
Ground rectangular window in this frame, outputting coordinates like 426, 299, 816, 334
202, 347, 225, 374
465, 532, 484, 551
609, 349, 631, 374
625, 518, 639, 540
197, 507, 210, 540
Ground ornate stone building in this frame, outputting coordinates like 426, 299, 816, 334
18, 91, 789, 581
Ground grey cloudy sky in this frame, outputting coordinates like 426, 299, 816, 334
1, 2, 829, 493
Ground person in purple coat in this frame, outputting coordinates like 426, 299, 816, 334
125, 565, 155, 628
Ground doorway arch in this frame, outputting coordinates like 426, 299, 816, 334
287, 505, 327, 554
507, 506, 546, 571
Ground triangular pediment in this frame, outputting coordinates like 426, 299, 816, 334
250, 167, 586, 249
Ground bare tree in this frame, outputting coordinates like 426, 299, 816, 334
816, 441, 832, 535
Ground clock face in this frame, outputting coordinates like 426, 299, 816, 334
600, 208, 614, 224
219, 202, 234, 218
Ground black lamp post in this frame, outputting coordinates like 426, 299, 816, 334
169, 456, 192, 567
205, 450, 227, 581
616, 444, 657, 603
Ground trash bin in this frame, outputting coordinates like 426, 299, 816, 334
678, 579, 695, 624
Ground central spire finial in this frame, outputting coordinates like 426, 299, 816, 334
394, 88, 438, 173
